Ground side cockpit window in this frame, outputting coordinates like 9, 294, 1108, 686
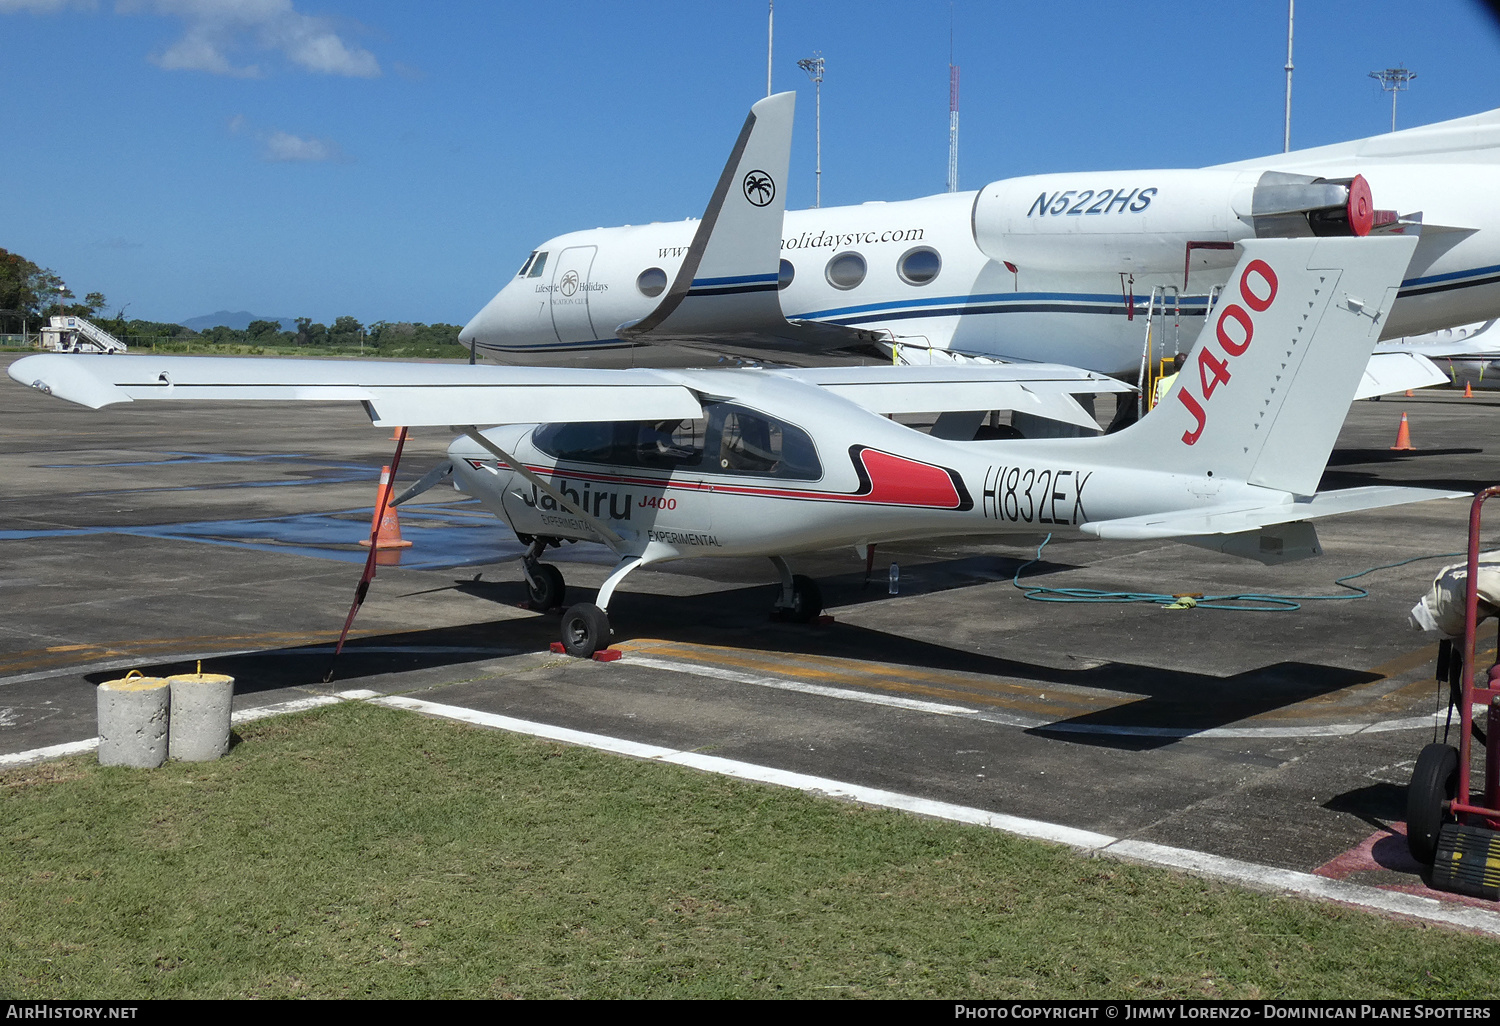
517, 251, 538, 277
712, 406, 820, 478
527, 252, 549, 278
532, 403, 820, 480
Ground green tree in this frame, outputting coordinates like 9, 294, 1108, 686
295, 318, 327, 346
329, 315, 364, 346
246, 319, 282, 341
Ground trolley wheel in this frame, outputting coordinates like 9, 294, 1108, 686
1407, 742, 1460, 865
560, 602, 611, 658
778, 574, 822, 624
526, 564, 565, 611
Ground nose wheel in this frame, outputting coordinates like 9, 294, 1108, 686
769, 556, 822, 623
525, 563, 565, 611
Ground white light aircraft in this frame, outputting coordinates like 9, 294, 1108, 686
462, 93, 1500, 417
10, 234, 1463, 657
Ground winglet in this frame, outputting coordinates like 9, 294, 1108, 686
620, 92, 795, 341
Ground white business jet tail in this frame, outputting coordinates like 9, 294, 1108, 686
617, 92, 878, 353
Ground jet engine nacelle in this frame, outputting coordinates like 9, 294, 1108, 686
971, 169, 1374, 273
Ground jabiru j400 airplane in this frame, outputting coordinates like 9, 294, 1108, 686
9, 233, 1464, 657
461, 92, 1500, 413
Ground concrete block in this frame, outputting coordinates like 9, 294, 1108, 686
97, 676, 170, 768
166, 673, 235, 762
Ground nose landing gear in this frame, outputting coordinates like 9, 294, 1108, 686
769, 556, 823, 623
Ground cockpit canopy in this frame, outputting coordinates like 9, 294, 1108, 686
532, 402, 821, 480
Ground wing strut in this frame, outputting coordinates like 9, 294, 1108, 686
459, 427, 629, 553
324, 427, 411, 683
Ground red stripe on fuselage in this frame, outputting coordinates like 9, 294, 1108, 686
465, 453, 965, 510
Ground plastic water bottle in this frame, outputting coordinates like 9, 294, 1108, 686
888, 563, 900, 595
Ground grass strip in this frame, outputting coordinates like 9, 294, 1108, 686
1, 701, 1496, 999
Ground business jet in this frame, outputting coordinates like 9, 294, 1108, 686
1379, 319, 1500, 390
460, 93, 1500, 412
10, 233, 1462, 657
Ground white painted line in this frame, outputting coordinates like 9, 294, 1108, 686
374, 695, 674, 762
0, 693, 348, 768
630, 654, 1447, 739
231, 695, 343, 724
626, 655, 1040, 728
364, 692, 1500, 937
1105, 840, 1500, 935
668, 749, 1115, 849
0, 738, 98, 768
0, 645, 520, 689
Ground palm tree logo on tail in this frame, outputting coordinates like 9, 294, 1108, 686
742, 170, 776, 207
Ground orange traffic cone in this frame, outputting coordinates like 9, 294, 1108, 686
391, 426, 405, 441
1465, 381, 1474, 399
359, 465, 413, 549
1405, 389, 1414, 398
1390, 413, 1416, 451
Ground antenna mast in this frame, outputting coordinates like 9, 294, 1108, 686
946, 12, 959, 192
766, 1, 774, 96
1283, 0, 1294, 152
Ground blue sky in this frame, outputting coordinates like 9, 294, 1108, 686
3, 0, 1498, 327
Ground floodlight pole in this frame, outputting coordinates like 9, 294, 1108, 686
1369, 65, 1416, 133
798, 52, 824, 207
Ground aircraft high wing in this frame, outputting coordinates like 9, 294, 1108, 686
13, 236, 1464, 657
460, 95, 1500, 410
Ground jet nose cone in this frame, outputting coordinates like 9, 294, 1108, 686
460, 284, 514, 351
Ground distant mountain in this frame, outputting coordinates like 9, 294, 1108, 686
180, 311, 298, 332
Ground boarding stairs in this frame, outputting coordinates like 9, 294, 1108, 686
43, 315, 127, 354
884, 336, 1006, 367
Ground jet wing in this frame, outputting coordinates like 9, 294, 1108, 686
774, 363, 1132, 430
1215, 107, 1500, 170
8, 354, 704, 426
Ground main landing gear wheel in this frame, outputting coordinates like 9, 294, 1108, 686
776, 574, 822, 624
1407, 742, 1460, 865
526, 564, 565, 611
560, 602, 611, 658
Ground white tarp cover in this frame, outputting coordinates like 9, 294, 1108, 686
1410, 553, 1500, 635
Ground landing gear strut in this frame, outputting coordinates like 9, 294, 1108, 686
520, 537, 566, 611
555, 556, 646, 658
769, 556, 822, 623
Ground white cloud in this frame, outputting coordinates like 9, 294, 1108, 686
262, 130, 343, 163
121, 0, 380, 78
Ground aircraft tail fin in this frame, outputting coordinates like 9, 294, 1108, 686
1095, 235, 1418, 495
620, 91, 794, 341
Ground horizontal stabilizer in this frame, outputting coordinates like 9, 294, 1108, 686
1081, 485, 1467, 542
1356, 351, 1449, 399
1178, 521, 1323, 566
